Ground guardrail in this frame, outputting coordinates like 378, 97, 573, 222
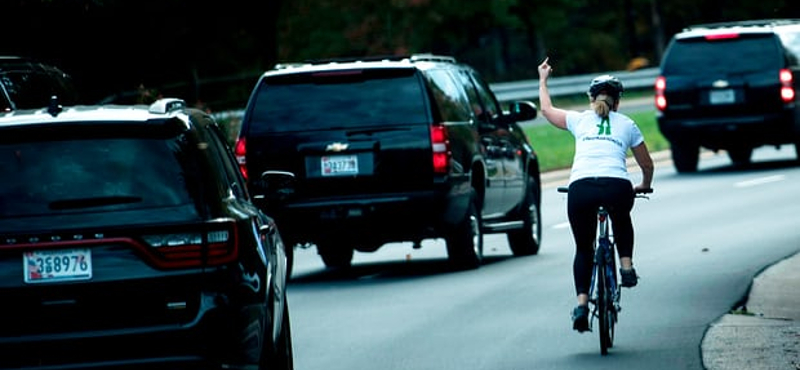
491, 67, 659, 102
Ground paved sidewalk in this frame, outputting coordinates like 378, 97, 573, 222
701, 251, 800, 370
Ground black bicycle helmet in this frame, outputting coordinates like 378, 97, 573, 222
588, 74, 624, 99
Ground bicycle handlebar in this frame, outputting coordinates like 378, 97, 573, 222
556, 186, 654, 196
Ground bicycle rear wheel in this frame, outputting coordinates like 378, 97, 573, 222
596, 268, 613, 355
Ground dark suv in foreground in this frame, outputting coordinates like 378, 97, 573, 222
0, 56, 79, 112
236, 54, 542, 270
656, 19, 800, 173
0, 98, 293, 369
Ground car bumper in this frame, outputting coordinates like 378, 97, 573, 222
0, 292, 267, 370
276, 186, 473, 244
658, 110, 797, 149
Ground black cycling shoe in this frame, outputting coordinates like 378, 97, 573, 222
620, 267, 638, 288
572, 305, 590, 333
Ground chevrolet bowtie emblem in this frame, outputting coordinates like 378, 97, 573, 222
712, 79, 729, 88
325, 142, 349, 152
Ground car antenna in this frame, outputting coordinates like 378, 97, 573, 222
47, 95, 63, 117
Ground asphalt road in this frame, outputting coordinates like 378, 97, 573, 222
286, 145, 800, 370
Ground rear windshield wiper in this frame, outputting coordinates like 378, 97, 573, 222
48, 195, 143, 210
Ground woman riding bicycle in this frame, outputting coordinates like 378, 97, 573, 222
537, 57, 654, 333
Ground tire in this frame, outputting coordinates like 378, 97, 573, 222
793, 140, 800, 162
260, 297, 294, 370
446, 188, 483, 270
727, 147, 753, 166
507, 178, 542, 256
317, 241, 354, 269
285, 242, 295, 280
597, 269, 612, 355
671, 143, 699, 173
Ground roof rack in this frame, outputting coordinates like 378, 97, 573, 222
149, 98, 186, 114
409, 53, 456, 63
684, 19, 800, 32
274, 53, 457, 68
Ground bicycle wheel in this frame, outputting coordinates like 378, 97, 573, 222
596, 267, 612, 355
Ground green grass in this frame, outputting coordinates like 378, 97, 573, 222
524, 109, 670, 173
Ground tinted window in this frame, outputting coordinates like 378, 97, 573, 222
0, 135, 198, 218
465, 70, 501, 119
248, 68, 428, 134
426, 69, 471, 122
663, 34, 782, 74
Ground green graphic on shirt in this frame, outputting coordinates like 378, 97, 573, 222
597, 118, 611, 135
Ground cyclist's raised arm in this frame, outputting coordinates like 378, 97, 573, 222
631, 141, 654, 192
538, 57, 568, 130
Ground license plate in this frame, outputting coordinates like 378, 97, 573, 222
709, 89, 735, 104
321, 155, 358, 176
24, 248, 92, 283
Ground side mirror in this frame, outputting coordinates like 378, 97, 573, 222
507, 101, 537, 121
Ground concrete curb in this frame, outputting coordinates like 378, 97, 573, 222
701, 251, 800, 370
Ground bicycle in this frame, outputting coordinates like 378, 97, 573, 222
557, 186, 652, 355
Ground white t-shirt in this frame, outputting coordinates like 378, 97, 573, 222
565, 110, 644, 184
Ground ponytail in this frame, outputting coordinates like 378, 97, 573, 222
592, 93, 615, 119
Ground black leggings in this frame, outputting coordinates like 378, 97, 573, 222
568, 177, 635, 296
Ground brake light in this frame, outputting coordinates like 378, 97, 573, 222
705, 33, 739, 40
780, 69, 795, 103
430, 125, 450, 174
141, 219, 238, 269
655, 76, 667, 111
234, 138, 248, 180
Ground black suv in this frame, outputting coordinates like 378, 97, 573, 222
655, 19, 800, 173
0, 56, 79, 112
0, 98, 293, 369
236, 54, 542, 270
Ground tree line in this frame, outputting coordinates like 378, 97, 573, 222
4, 0, 798, 111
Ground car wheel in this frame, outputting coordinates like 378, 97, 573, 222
727, 147, 753, 166
316, 241, 354, 269
285, 244, 294, 280
793, 140, 800, 161
507, 178, 541, 256
671, 143, 699, 173
446, 188, 483, 270
260, 296, 294, 370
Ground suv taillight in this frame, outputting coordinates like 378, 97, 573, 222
780, 69, 795, 103
430, 125, 450, 174
141, 219, 238, 269
655, 76, 667, 111
234, 138, 248, 180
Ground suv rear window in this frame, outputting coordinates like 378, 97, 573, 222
247, 68, 428, 134
663, 34, 782, 75
0, 133, 197, 218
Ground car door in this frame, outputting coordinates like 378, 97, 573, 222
464, 70, 525, 214
452, 68, 507, 216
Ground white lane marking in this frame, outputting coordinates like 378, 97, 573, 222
734, 175, 786, 188
553, 222, 571, 229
